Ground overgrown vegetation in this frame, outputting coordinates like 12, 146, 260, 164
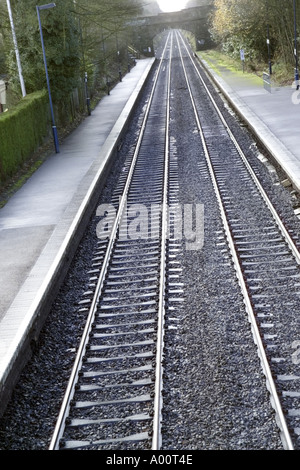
1, 0, 143, 111
210, 0, 300, 84
0, 0, 143, 185
0, 89, 48, 182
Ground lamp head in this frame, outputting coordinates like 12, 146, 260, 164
37, 3, 56, 10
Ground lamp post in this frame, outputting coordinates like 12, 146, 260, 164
266, 0, 272, 75
102, 31, 110, 95
36, 3, 59, 153
84, 72, 91, 116
115, 26, 122, 82
294, 0, 299, 90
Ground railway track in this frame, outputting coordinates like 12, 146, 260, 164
174, 30, 300, 449
46, 30, 300, 451
49, 32, 174, 451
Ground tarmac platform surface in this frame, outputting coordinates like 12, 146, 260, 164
199, 55, 300, 191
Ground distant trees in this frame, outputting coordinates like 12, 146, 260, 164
210, 0, 300, 69
2, 0, 142, 112
74, 0, 142, 94
2, 0, 80, 100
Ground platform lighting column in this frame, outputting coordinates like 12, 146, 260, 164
84, 72, 91, 116
115, 27, 122, 82
102, 32, 110, 95
36, 3, 60, 153
265, 0, 272, 75
294, 0, 299, 90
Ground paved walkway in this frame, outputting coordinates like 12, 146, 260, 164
0, 58, 155, 406
199, 55, 300, 192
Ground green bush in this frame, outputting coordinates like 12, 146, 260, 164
0, 90, 49, 183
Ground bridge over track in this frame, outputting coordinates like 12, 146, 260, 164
129, 2, 214, 56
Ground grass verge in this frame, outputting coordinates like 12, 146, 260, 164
198, 49, 294, 87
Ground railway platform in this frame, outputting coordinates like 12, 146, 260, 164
198, 54, 300, 192
0, 57, 155, 414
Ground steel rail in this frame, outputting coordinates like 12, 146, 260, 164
48, 33, 172, 451
151, 31, 173, 451
175, 30, 294, 451
178, 31, 300, 267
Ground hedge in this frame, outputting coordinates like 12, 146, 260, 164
0, 90, 50, 183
